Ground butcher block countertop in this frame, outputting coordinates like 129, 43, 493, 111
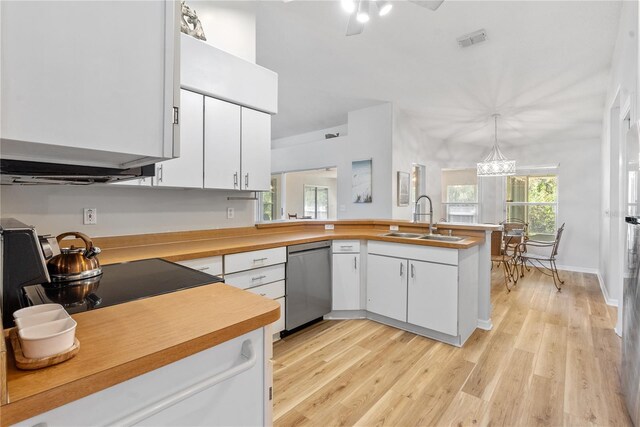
93, 220, 495, 266
1, 284, 280, 426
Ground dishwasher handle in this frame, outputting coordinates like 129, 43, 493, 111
287, 241, 331, 255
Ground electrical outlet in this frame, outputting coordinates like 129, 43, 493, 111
339, 205, 347, 212
83, 208, 97, 225
390, 225, 399, 231
325, 224, 335, 230
227, 207, 234, 219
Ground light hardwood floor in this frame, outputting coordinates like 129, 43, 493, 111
273, 267, 632, 426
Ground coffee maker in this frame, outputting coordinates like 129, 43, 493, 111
1, 218, 58, 328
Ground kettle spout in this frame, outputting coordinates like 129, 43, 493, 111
85, 246, 101, 259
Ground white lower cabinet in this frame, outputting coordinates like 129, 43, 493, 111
176, 255, 223, 276
407, 260, 458, 336
224, 248, 286, 338
16, 329, 267, 427
366, 254, 408, 322
332, 253, 361, 311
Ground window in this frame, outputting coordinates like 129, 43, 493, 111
304, 185, 329, 219
258, 175, 280, 221
506, 174, 558, 237
411, 164, 426, 205
441, 169, 480, 223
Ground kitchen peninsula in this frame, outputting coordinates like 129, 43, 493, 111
1, 220, 497, 425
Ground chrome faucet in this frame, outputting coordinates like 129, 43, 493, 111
414, 194, 434, 235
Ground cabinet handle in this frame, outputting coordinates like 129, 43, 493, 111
253, 257, 268, 263
341, 245, 353, 250
233, 172, 239, 188
158, 164, 163, 183
110, 340, 256, 426
354, 256, 357, 269
411, 263, 415, 278
400, 262, 404, 277
259, 293, 267, 297
197, 266, 210, 271
245, 173, 249, 188
252, 275, 267, 281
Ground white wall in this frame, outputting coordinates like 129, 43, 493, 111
272, 103, 394, 219
187, 1, 256, 63
0, 186, 255, 237
283, 172, 337, 219
272, 124, 347, 149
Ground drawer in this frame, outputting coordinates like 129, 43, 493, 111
176, 256, 223, 276
273, 297, 285, 334
368, 241, 458, 265
332, 240, 360, 254
224, 247, 286, 274
246, 280, 285, 299
224, 264, 285, 290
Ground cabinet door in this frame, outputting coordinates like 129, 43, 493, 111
155, 90, 204, 189
332, 254, 360, 311
241, 108, 271, 191
1, 1, 179, 168
408, 260, 458, 336
17, 329, 265, 427
366, 255, 407, 322
204, 97, 241, 190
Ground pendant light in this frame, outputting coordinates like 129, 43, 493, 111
477, 114, 516, 177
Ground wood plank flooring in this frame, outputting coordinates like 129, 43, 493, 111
273, 268, 632, 426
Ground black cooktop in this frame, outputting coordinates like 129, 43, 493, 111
22, 258, 224, 314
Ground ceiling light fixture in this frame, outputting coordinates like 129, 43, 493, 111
341, 0, 356, 14
356, 0, 371, 23
377, 0, 393, 16
477, 114, 516, 177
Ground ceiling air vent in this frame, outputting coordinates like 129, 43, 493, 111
457, 29, 487, 48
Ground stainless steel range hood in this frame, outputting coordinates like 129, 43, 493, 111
0, 159, 155, 185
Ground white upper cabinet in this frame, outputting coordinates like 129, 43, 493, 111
241, 108, 271, 191
0, 1, 180, 168
204, 98, 242, 190
155, 90, 204, 189
181, 35, 277, 115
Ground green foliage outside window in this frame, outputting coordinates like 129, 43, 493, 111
506, 175, 557, 236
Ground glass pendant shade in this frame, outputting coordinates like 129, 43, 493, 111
477, 115, 516, 177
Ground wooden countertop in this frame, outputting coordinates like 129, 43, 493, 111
94, 221, 489, 266
1, 284, 280, 426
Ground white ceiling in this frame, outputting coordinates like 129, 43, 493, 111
255, 0, 622, 148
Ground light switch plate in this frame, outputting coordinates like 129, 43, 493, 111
83, 208, 97, 225
325, 224, 335, 230
227, 208, 234, 219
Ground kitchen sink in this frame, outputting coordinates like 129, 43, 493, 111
418, 234, 464, 242
382, 232, 423, 239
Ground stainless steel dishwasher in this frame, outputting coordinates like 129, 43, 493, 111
285, 241, 332, 332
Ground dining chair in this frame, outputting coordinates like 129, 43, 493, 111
517, 223, 566, 291
491, 230, 519, 292
501, 220, 528, 277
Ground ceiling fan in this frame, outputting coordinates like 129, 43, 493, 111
343, 0, 444, 36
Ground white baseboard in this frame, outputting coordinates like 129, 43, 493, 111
555, 264, 599, 274
477, 319, 493, 331
596, 272, 619, 307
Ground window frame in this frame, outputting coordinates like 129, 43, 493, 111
303, 184, 330, 220
441, 168, 482, 224
505, 173, 559, 237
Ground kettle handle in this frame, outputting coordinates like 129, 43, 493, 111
56, 232, 94, 251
